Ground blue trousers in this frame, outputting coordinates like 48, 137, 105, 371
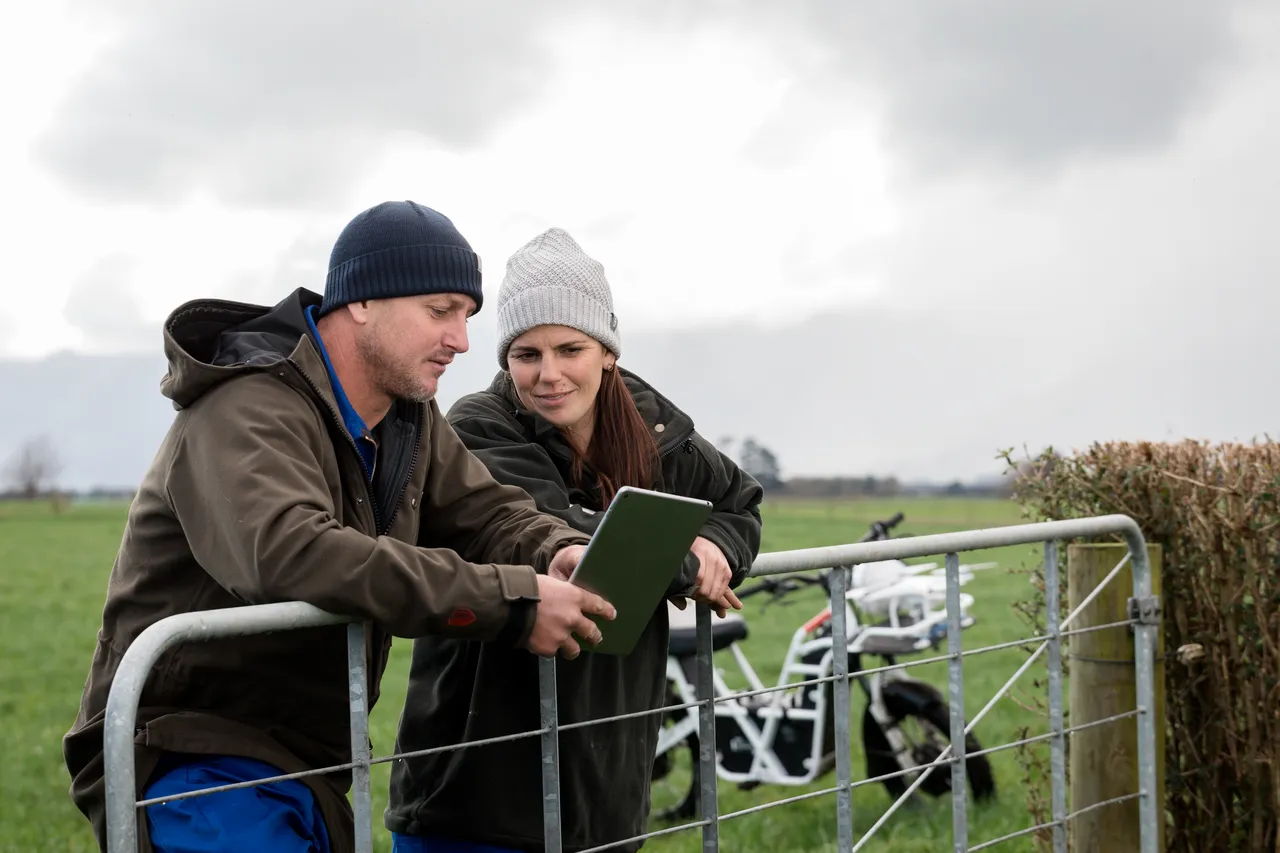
143, 755, 331, 852
391, 832, 524, 853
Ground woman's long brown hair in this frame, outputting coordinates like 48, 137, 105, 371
568, 363, 661, 506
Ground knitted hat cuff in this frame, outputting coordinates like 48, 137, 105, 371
320, 242, 483, 316
497, 284, 621, 369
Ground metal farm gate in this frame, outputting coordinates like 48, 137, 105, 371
103, 514, 1160, 852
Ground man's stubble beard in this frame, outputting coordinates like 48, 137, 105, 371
355, 330, 435, 405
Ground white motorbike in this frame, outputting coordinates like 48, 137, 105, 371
650, 514, 998, 821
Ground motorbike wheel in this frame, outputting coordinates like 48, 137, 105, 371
650, 685, 701, 822
861, 678, 997, 804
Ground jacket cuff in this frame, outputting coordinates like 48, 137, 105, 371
496, 599, 538, 647
494, 565, 540, 647
535, 529, 591, 574
666, 551, 700, 599
496, 564, 540, 601
697, 521, 749, 588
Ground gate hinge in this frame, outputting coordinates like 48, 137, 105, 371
1127, 595, 1162, 626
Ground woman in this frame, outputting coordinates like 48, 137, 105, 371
385, 228, 764, 853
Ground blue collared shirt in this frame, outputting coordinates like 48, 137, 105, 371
304, 305, 377, 480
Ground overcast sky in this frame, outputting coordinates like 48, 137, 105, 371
2, 1, 1277, 482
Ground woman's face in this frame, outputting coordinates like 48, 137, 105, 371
507, 324, 615, 437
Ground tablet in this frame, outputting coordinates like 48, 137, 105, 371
568, 486, 713, 656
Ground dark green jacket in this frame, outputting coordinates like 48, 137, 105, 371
385, 369, 764, 852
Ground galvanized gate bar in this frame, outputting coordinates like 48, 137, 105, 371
695, 605, 720, 852
103, 601, 350, 853
1127, 535, 1160, 853
540, 655, 563, 853
748, 514, 1142, 577
828, 565, 855, 851
945, 552, 968, 851
346, 623, 373, 853
1044, 541, 1068, 853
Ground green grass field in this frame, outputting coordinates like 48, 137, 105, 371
0, 497, 1054, 853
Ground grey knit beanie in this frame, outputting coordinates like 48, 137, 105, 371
495, 227, 621, 369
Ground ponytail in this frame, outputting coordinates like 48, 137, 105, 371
567, 366, 661, 506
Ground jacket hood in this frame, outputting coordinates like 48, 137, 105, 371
160, 287, 323, 409
483, 366, 695, 455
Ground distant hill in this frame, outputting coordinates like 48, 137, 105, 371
2, 300, 1276, 492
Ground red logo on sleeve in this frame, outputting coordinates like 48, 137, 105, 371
447, 608, 477, 627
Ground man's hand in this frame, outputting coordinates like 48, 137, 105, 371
672, 536, 742, 618
547, 543, 587, 582
526, 573, 615, 660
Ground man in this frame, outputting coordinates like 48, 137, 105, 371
63, 200, 615, 853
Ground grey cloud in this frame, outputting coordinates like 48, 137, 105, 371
14, 69, 1280, 488
39, 1, 1245, 212
224, 232, 334, 305
62, 255, 157, 353
742, 0, 1253, 178
38, 0, 566, 209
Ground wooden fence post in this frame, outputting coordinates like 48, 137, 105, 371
1067, 542, 1164, 852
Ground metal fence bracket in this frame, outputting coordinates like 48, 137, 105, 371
1127, 595, 1162, 626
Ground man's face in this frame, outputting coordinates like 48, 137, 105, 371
354, 293, 474, 403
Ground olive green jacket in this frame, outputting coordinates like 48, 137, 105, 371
63, 288, 588, 853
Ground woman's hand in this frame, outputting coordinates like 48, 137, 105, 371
548, 543, 588, 581
678, 536, 743, 618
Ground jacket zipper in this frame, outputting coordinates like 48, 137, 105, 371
290, 365, 422, 536
378, 403, 422, 534
288, 359, 383, 533
655, 429, 696, 493
662, 429, 696, 459
286, 360, 404, 712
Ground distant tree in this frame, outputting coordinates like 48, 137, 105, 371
738, 437, 784, 491
3, 434, 63, 499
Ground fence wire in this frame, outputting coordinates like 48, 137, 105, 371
103, 513, 1160, 853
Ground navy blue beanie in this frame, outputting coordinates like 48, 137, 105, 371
319, 200, 484, 317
